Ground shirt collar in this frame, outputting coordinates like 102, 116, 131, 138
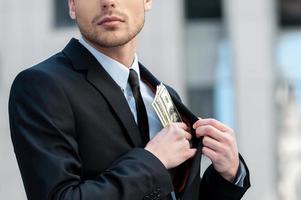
79, 37, 141, 92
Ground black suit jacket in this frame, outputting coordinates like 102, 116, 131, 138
9, 38, 250, 200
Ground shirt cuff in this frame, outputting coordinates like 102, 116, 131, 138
233, 160, 247, 187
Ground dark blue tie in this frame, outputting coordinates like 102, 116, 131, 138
128, 69, 150, 144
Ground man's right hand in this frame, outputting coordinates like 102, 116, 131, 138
144, 123, 197, 169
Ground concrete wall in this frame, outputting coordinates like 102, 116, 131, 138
225, 0, 278, 199
138, 0, 185, 99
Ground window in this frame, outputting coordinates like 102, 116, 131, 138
185, 0, 224, 118
185, 0, 223, 20
54, 0, 75, 28
279, 0, 301, 27
187, 88, 214, 118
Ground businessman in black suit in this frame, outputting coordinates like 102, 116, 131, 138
9, 0, 250, 199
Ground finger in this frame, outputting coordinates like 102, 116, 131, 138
171, 122, 188, 131
176, 129, 192, 141
185, 148, 197, 160
195, 125, 224, 141
193, 118, 230, 132
202, 136, 223, 152
202, 146, 218, 162
184, 131, 192, 140
182, 138, 191, 148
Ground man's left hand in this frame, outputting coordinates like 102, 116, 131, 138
193, 118, 239, 182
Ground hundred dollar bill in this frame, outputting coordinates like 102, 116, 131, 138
152, 100, 169, 127
152, 83, 182, 127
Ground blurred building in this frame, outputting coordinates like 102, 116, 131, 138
277, 81, 301, 200
1, 0, 301, 200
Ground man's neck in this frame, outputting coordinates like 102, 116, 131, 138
83, 37, 137, 68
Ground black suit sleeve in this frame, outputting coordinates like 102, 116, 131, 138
9, 69, 173, 200
199, 156, 250, 200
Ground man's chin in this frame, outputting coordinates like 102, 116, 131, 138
82, 29, 139, 48
94, 38, 130, 48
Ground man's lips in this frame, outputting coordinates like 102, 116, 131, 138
98, 16, 125, 26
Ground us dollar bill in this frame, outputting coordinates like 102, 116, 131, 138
152, 83, 182, 127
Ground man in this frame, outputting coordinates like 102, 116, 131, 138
9, 0, 250, 199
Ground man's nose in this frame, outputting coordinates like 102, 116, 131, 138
102, 0, 116, 9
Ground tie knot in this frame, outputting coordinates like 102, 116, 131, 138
128, 69, 140, 88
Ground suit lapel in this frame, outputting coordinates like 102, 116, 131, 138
140, 64, 203, 196
63, 38, 142, 147
139, 63, 199, 125
86, 67, 143, 147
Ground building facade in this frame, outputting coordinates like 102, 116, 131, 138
1, 0, 300, 200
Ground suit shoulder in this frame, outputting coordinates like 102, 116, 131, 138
11, 52, 74, 89
19, 51, 73, 78
10, 53, 72, 96
32, 51, 73, 75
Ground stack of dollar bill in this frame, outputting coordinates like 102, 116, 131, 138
152, 83, 182, 127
